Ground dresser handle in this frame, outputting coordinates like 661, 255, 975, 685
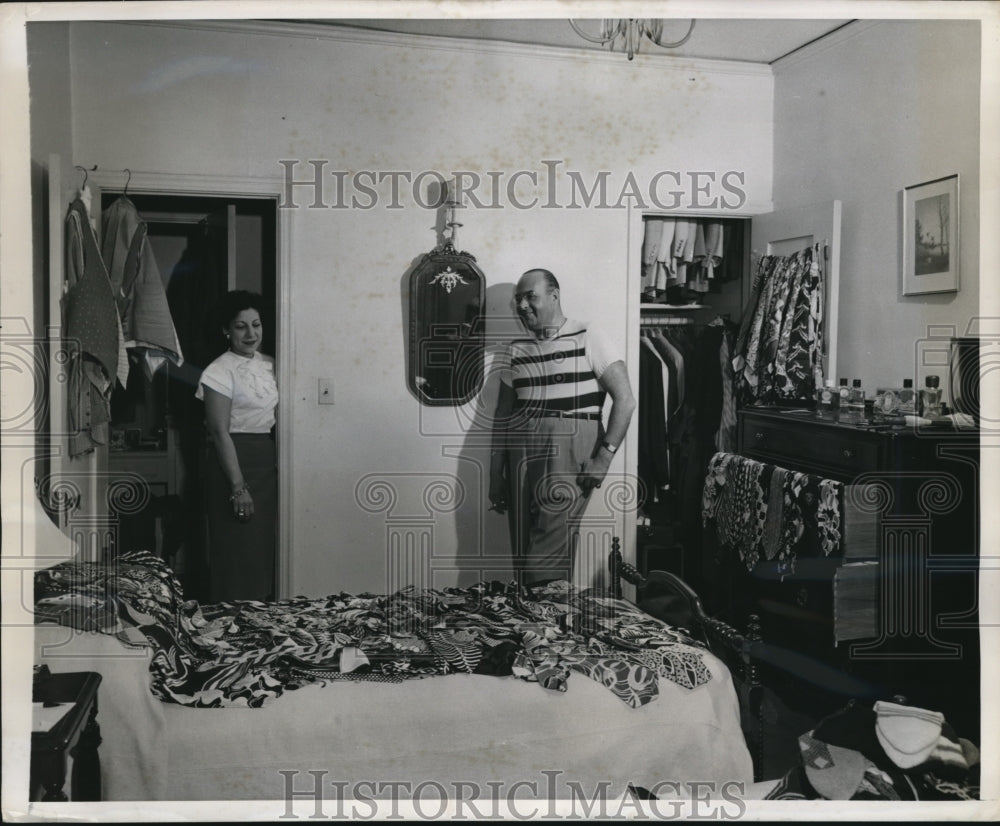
754, 431, 765, 441
795, 588, 809, 607
842, 448, 855, 459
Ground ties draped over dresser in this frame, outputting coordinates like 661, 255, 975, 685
701, 451, 843, 576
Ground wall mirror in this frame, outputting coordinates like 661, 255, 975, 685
408, 240, 485, 405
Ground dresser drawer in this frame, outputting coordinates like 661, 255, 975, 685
740, 414, 880, 480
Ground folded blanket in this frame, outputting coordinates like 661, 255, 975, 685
34, 551, 712, 709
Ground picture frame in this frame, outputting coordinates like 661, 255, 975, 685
902, 174, 959, 295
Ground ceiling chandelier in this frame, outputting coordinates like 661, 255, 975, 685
568, 19, 696, 60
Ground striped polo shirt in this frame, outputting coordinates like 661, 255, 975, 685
499, 319, 618, 417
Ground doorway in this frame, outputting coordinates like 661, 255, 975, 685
102, 191, 278, 601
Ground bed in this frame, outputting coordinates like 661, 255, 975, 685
32, 548, 754, 803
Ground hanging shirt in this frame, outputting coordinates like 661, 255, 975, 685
64, 198, 121, 384
63, 196, 121, 456
196, 351, 279, 433
642, 218, 663, 296
101, 195, 183, 377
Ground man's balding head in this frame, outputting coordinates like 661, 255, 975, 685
515, 269, 564, 336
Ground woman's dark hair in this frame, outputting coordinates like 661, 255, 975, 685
217, 290, 264, 329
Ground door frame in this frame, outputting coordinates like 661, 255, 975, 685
89, 169, 294, 598
623, 202, 766, 595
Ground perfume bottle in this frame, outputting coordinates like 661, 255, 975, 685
847, 379, 865, 424
874, 387, 901, 422
899, 378, 916, 415
836, 378, 850, 422
818, 379, 839, 420
921, 375, 942, 418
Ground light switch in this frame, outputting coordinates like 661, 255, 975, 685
318, 378, 334, 405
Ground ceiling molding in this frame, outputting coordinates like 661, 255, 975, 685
771, 19, 882, 72
110, 18, 775, 79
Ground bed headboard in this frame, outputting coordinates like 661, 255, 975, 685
608, 540, 766, 780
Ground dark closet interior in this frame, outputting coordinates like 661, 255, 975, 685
103, 192, 277, 600
635, 214, 748, 602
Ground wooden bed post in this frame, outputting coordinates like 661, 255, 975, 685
609, 536, 623, 598
606, 542, 770, 783
744, 614, 764, 782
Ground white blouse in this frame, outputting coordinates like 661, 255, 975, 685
196, 350, 278, 433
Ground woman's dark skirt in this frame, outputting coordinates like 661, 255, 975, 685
205, 433, 277, 602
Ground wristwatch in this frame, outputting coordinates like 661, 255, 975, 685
600, 440, 619, 455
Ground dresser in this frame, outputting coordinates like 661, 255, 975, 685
719, 407, 980, 737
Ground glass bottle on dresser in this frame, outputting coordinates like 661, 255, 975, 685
921, 375, 943, 418
818, 379, 839, 420
847, 379, 866, 424
836, 378, 850, 422
898, 378, 917, 415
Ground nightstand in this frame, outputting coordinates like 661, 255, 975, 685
30, 670, 103, 802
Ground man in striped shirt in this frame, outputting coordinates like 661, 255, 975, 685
489, 268, 636, 586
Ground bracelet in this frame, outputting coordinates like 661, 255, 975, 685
228, 484, 250, 502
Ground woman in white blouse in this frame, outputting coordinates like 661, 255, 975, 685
196, 291, 279, 602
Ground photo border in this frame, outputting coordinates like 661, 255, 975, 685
902, 173, 960, 296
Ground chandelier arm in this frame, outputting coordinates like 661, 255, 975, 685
648, 19, 696, 49
568, 19, 615, 45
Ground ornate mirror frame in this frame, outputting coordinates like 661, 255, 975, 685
407, 240, 486, 406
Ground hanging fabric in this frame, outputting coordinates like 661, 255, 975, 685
731, 245, 824, 406
63, 195, 121, 457
101, 195, 184, 379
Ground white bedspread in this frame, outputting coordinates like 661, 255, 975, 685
34, 624, 753, 802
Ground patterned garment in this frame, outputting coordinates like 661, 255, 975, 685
732, 247, 825, 406
702, 452, 842, 574
765, 748, 978, 801
34, 552, 712, 709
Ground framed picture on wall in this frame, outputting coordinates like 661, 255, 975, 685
902, 174, 960, 295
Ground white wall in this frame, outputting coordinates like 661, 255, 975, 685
58, 20, 773, 595
773, 20, 981, 398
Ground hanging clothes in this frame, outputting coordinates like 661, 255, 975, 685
63, 196, 121, 457
101, 195, 183, 379
638, 338, 670, 510
702, 222, 724, 281
715, 329, 737, 452
640, 218, 730, 302
732, 246, 824, 406
654, 219, 677, 297
641, 217, 663, 298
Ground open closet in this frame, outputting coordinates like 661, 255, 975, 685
634, 214, 749, 597
631, 203, 842, 607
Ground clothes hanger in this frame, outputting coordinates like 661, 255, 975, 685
74, 165, 97, 222
123, 168, 132, 198
74, 165, 91, 191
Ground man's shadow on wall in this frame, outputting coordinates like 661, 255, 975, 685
451, 282, 524, 586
